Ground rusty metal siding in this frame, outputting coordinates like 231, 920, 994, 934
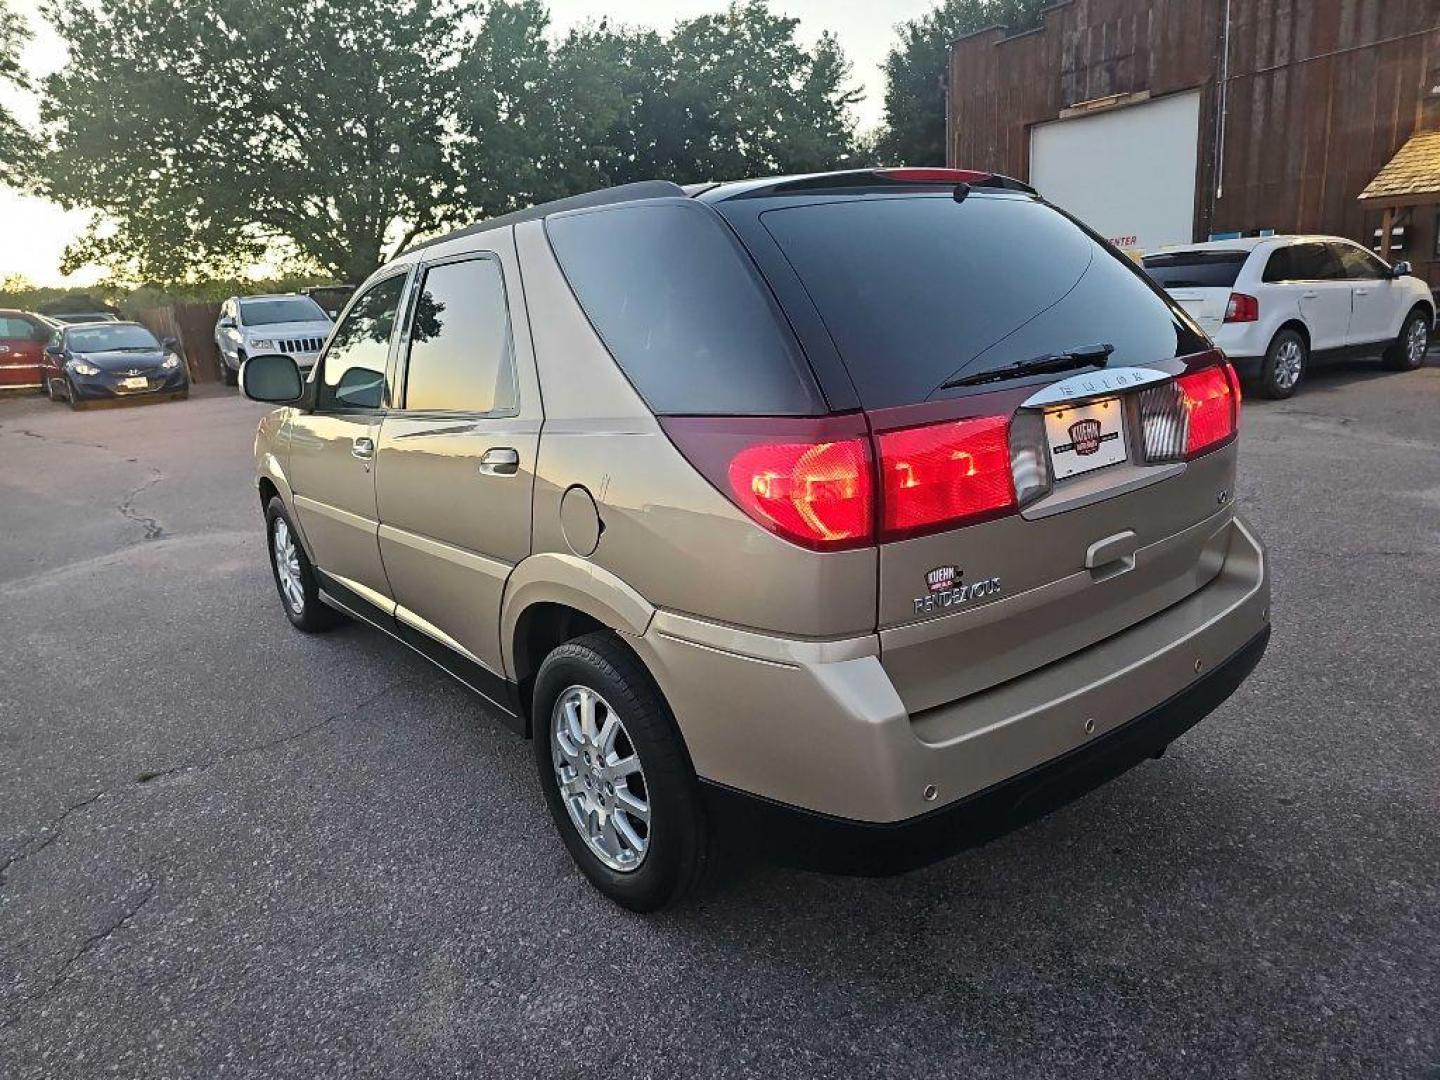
949, 0, 1440, 276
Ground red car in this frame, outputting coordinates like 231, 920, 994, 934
0, 310, 52, 392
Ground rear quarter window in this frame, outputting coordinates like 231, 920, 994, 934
544, 201, 825, 416
758, 194, 1203, 410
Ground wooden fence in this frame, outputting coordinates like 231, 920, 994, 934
134, 302, 224, 383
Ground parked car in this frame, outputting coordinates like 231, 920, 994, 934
49, 311, 120, 325
1143, 236, 1433, 398
41, 321, 189, 408
242, 168, 1271, 911
215, 293, 332, 386
0, 309, 52, 392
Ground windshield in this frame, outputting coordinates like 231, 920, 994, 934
70, 324, 161, 351
1142, 251, 1249, 288
240, 297, 328, 326
759, 193, 1203, 409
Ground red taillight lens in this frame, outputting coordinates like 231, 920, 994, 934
1224, 292, 1259, 323
877, 416, 1016, 540
1177, 363, 1240, 456
727, 438, 873, 548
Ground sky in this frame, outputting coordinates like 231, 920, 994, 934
0, 0, 938, 286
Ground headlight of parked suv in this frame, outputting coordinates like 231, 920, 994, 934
67, 358, 100, 376
161, 354, 180, 370
249, 338, 277, 351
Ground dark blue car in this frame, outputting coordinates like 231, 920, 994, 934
41, 321, 190, 408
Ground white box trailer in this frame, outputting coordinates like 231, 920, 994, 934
1029, 90, 1203, 258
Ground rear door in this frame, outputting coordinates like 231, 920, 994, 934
1141, 249, 1250, 336
742, 191, 1234, 712
374, 241, 540, 683
1280, 242, 1352, 351
0, 314, 46, 389
287, 272, 410, 611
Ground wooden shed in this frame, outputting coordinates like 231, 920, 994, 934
947, 0, 1440, 283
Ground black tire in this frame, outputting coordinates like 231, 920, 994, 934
1383, 307, 1430, 372
263, 496, 341, 632
44, 377, 59, 403
220, 357, 239, 386
532, 632, 710, 912
65, 379, 85, 410
1257, 328, 1307, 399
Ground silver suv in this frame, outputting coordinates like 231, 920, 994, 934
215, 293, 332, 386
242, 169, 1271, 911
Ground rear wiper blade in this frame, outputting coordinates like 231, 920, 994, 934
939, 343, 1115, 390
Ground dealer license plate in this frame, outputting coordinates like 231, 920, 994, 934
1044, 397, 1127, 479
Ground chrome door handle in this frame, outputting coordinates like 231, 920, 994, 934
1301, 291, 1319, 299
351, 436, 375, 460
1355, 288, 1370, 296
478, 447, 520, 476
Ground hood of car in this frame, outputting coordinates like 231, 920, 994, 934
245, 321, 331, 341
76, 349, 167, 371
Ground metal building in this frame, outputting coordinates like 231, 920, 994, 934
947, 0, 1440, 282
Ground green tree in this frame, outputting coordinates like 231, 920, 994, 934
875, 0, 1046, 167
0, 0, 35, 184
38, 0, 472, 284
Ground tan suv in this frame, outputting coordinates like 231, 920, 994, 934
242, 168, 1271, 911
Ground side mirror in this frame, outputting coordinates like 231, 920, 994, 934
240, 353, 304, 403
218, 317, 236, 329
1392, 261, 1413, 278
45, 344, 63, 356
162, 336, 179, 350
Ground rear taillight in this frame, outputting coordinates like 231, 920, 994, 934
1140, 362, 1241, 462
660, 416, 875, 550
1224, 292, 1259, 323
727, 438, 872, 549
876, 416, 1016, 540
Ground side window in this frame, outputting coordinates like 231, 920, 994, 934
317, 274, 409, 411
1332, 243, 1386, 280
401, 256, 517, 414
1290, 243, 1344, 281
1262, 247, 1294, 283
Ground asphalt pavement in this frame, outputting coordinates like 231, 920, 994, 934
0, 358, 1437, 1079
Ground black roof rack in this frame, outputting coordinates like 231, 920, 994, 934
709, 168, 1038, 200
402, 179, 687, 256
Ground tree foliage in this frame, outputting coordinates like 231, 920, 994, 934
0, 0, 35, 185
874, 0, 1046, 167
36, 0, 859, 286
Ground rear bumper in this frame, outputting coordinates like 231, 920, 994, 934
634, 516, 1269, 858
702, 624, 1268, 875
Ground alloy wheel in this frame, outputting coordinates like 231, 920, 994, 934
272, 517, 305, 615
1407, 319, 1429, 367
551, 685, 651, 872
1275, 339, 1304, 390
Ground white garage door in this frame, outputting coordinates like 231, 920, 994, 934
1029, 91, 1201, 257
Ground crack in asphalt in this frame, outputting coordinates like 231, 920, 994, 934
116, 469, 166, 540
0, 790, 110, 887
135, 681, 405, 786
0, 683, 401, 893
0, 875, 157, 1031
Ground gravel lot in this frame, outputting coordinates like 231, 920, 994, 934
1, 358, 1437, 1079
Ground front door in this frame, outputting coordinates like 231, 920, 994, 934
287, 272, 410, 612
1332, 242, 1404, 348
374, 245, 540, 682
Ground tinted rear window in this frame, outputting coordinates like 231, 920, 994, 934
1142, 251, 1249, 288
761, 194, 1203, 409
545, 201, 824, 415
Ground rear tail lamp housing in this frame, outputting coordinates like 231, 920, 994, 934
1140, 362, 1242, 462
1224, 292, 1260, 323
663, 412, 1019, 549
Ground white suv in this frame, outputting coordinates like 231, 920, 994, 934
214, 294, 333, 387
1143, 236, 1433, 398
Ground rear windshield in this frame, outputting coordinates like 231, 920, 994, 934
241, 297, 328, 326
544, 201, 824, 415
1142, 251, 1249, 288
760, 194, 1203, 409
